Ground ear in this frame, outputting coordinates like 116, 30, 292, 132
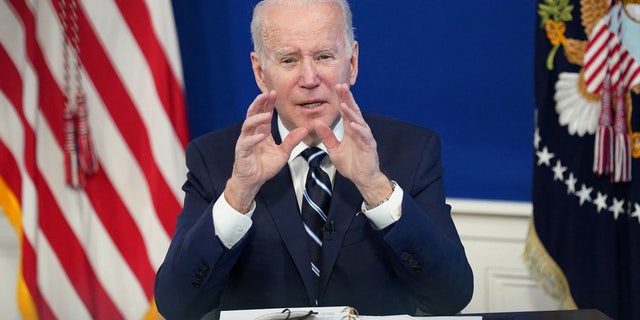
348, 41, 359, 85
251, 52, 269, 92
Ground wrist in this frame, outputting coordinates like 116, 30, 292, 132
359, 173, 394, 208
225, 178, 260, 214
364, 180, 396, 210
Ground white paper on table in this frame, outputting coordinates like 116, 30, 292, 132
220, 306, 482, 320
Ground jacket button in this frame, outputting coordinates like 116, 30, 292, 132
400, 252, 412, 260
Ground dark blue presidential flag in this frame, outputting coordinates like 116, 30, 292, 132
526, 0, 640, 319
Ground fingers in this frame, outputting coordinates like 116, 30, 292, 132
238, 91, 277, 149
336, 83, 361, 116
281, 127, 309, 155
237, 114, 270, 153
335, 84, 376, 149
247, 90, 277, 118
314, 120, 340, 151
336, 83, 370, 135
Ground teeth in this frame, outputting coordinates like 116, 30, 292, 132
302, 102, 322, 108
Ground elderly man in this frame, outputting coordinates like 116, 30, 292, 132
154, 0, 473, 319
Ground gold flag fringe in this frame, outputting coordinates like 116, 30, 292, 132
523, 217, 578, 309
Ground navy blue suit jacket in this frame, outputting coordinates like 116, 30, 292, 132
155, 113, 473, 319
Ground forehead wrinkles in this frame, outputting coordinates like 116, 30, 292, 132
259, 5, 345, 56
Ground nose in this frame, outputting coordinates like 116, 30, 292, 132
298, 59, 320, 89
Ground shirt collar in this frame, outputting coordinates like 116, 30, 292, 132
277, 115, 344, 162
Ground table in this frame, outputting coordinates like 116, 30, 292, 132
465, 309, 612, 320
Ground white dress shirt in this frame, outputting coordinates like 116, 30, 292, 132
212, 116, 403, 249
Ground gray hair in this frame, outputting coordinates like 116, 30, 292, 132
250, 0, 355, 60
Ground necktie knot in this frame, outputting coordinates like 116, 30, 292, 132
301, 147, 326, 168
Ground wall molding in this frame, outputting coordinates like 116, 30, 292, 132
449, 198, 532, 217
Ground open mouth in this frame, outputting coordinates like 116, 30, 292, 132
299, 101, 324, 108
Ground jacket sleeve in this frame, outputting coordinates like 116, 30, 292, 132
380, 131, 474, 315
154, 141, 245, 320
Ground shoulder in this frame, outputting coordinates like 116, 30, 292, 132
189, 122, 242, 147
363, 112, 440, 144
187, 121, 243, 155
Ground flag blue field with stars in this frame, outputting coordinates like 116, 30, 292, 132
525, 1, 640, 319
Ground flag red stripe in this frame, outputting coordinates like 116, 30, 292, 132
0, 143, 22, 201
612, 37, 640, 90
8, 1, 122, 316
624, 66, 640, 90
5, 0, 185, 317
83, 168, 156, 298
584, 22, 607, 64
114, 0, 189, 147
34, 72, 156, 310
585, 59, 607, 93
609, 42, 622, 83
0, 45, 27, 203
0, 45, 24, 110
21, 240, 55, 319
23, 14, 155, 307
19, 49, 123, 320
50, 0, 182, 236
1, 5, 37, 185
3, 2, 48, 315
584, 24, 610, 91
36, 182, 123, 319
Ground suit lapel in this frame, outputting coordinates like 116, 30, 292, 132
266, 113, 363, 303
318, 174, 362, 296
258, 168, 317, 305
258, 115, 317, 304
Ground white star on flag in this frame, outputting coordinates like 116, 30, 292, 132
565, 173, 577, 194
575, 184, 593, 206
609, 198, 625, 220
593, 192, 608, 213
536, 146, 555, 166
552, 160, 567, 181
631, 204, 640, 224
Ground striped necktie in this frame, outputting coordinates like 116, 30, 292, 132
300, 147, 331, 296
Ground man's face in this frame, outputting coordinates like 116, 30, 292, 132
251, 2, 358, 140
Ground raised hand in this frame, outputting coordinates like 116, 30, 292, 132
314, 84, 393, 206
225, 91, 308, 213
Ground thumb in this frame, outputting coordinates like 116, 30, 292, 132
280, 127, 308, 155
314, 121, 340, 152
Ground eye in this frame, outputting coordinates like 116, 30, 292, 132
281, 57, 295, 64
317, 54, 333, 61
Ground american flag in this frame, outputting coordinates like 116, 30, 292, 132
0, 0, 188, 318
527, 0, 640, 319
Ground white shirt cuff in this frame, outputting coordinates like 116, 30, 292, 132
212, 192, 254, 249
361, 182, 403, 230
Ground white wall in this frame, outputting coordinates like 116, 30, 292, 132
450, 199, 559, 313
0, 199, 557, 318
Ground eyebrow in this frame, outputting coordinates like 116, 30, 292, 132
273, 46, 338, 57
316, 47, 338, 54
274, 49, 298, 57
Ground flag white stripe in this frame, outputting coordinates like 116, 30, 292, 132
34, 0, 66, 89
84, 80, 171, 269
0, 1, 26, 77
83, 0, 186, 203
584, 19, 609, 91
36, 232, 91, 320
144, 0, 184, 86
36, 115, 148, 319
36, 1, 172, 269
584, 45, 607, 80
0, 96, 26, 169
0, 0, 39, 130
0, 95, 40, 271
584, 7, 640, 93
1, 0, 186, 317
